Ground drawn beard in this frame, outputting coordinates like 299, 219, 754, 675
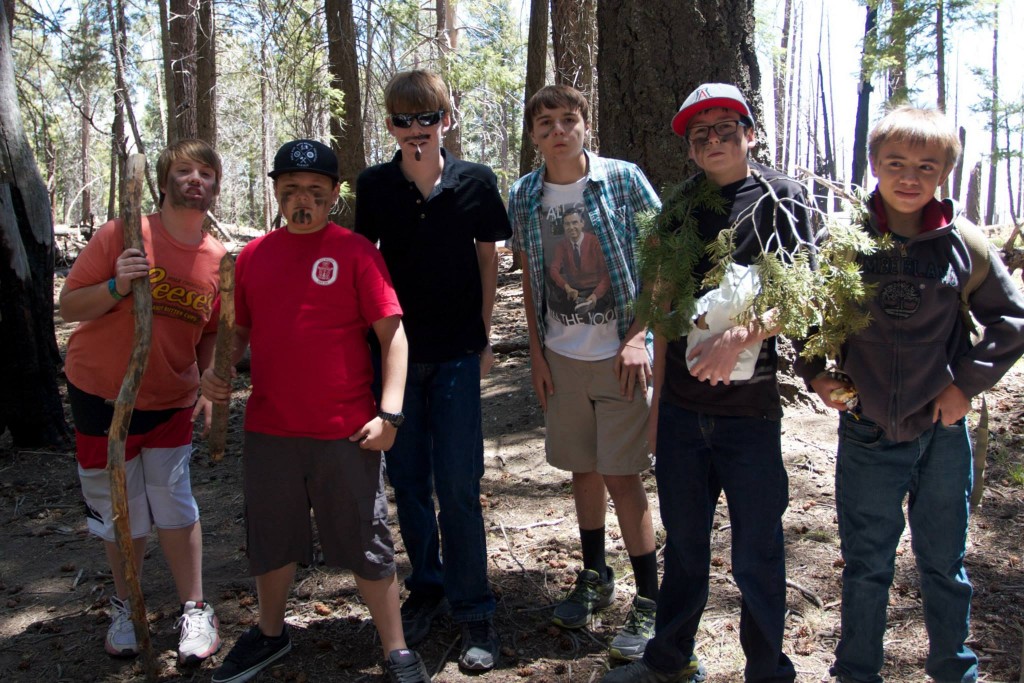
167, 182, 213, 212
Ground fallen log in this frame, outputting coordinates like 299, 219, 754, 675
106, 153, 157, 681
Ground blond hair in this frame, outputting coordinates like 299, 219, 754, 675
868, 106, 961, 170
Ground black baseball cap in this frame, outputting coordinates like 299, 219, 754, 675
269, 139, 339, 181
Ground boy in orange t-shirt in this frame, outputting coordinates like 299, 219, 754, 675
61, 139, 225, 666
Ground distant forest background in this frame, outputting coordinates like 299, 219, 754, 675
1, 0, 1022, 447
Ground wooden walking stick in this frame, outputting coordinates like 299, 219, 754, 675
106, 153, 158, 681
208, 253, 235, 462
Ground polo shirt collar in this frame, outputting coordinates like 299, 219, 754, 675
389, 148, 461, 192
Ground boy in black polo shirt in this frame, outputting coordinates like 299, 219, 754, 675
355, 69, 512, 673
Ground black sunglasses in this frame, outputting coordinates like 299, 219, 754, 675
686, 119, 746, 144
390, 110, 445, 128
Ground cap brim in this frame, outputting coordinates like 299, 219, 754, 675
672, 98, 753, 137
268, 167, 340, 181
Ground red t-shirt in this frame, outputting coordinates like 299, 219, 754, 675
235, 222, 402, 439
64, 214, 225, 410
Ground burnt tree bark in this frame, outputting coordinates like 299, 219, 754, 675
851, 4, 877, 189
597, 0, 763, 189
0, 3, 68, 447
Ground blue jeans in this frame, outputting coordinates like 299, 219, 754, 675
383, 353, 495, 623
833, 413, 977, 683
644, 402, 795, 683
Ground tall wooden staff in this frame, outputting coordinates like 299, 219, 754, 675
208, 253, 235, 462
106, 153, 158, 681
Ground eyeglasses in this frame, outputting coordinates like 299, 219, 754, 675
686, 120, 746, 144
390, 110, 445, 128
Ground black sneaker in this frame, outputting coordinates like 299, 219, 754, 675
608, 595, 656, 661
552, 568, 616, 629
602, 657, 706, 683
458, 619, 500, 672
384, 648, 431, 683
400, 593, 447, 646
211, 625, 292, 683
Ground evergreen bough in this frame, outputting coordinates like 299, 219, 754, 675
635, 174, 888, 361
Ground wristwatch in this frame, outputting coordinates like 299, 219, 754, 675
377, 410, 405, 428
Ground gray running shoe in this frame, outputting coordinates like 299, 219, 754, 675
608, 595, 656, 661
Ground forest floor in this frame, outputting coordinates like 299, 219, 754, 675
1, 252, 1023, 683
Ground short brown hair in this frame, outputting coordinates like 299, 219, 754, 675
156, 139, 222, 206
524, 85, 590, 133
384, 70, 450, 114
868, 106, 961, 170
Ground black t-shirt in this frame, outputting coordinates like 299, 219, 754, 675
662, 162, 816, 418
355, 149, 512, 363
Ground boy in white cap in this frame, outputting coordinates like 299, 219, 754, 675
202, 139, 430, 683
604, 83, 816, 682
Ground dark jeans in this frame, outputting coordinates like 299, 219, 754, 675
644, 401, 795, 683
383, 352, 495, 623
832, 413, 976, 683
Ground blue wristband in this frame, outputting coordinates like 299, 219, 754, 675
108, 278, 127, 301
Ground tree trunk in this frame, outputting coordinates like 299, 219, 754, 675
107, 98, 124, 221
80, 93, 92, 225
437, 0, 462, 158
195, 0, 216, 146
326, 0, 365, 228
966, 160, 982, 224
259, 0, 273, 232
887, 0, 908, 103
0, 3, 68, 448
108, 0, 159, 206
952, 126, 966, 202
519, 0, 548, 180
936, 0, 946, 111
165, 0, 199, 142
936, 0, 949, 198
597, 0, 763, 190
985, 12, 998, 226
851, 5, 877, 189
551, 0, 598, 149
773, 0, 792, 169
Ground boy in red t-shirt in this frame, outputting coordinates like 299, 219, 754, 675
202, 139, 430, 683
61, 139, 225, 666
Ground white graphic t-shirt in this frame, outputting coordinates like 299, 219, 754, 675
540, 178, 620, 360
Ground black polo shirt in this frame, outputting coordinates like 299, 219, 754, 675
355, 149, 512, 363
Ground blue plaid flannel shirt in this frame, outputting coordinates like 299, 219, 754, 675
508, 151, 661, 345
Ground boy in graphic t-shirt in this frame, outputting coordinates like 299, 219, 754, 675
508, 84, 662, 663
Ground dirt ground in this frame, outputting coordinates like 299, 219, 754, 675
1, 253, 1022, 683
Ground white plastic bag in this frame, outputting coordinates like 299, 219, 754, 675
686, 263, 763, 381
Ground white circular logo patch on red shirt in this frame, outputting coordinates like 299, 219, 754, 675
311, 257, 338, 286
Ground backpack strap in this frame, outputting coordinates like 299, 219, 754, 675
955, 217, 991, 336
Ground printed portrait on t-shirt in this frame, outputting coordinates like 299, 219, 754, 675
541, 204, 614, 323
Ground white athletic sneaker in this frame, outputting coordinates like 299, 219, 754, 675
176, 600, 222, 664
105, 595, 140, 657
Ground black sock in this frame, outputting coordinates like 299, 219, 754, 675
579, 526, 607, 578
630, 551, 659, 601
